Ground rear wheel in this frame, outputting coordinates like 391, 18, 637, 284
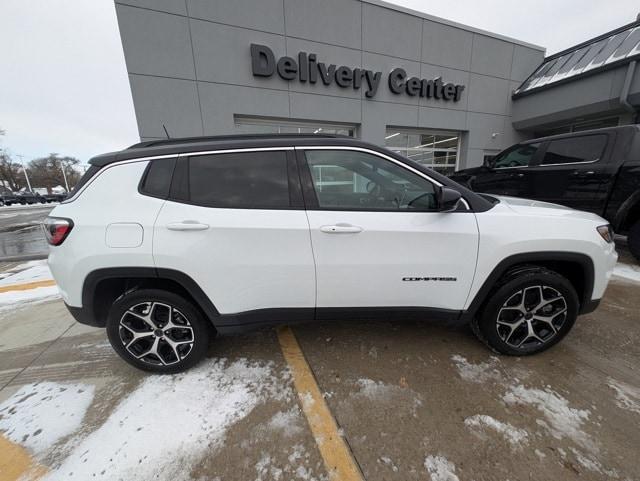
628, 220, 640, 262
106, 289, 211, 373
472, 267, 579, 355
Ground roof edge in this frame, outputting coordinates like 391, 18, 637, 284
363, 0, 546, 52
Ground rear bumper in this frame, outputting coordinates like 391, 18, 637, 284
65, 303, 104, 328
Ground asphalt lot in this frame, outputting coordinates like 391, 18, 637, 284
0, 205, 55, 261
0, 253, 638, 481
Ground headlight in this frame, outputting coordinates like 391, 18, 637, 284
596, 224, 614, 243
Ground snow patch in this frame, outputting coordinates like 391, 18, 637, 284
607, 378, 640, 415
464, 414, 528, 447
424, 455, 459, 481
0, 381, 94, 456
612, 263, 640, 283
267, 408, 303, 437
0, 260, 52, 286
255, 444, 320, 481
40, 358, 290, 481
570, 448, 619, 478
503, 385, 592, 450
0, 285, 60, 310
378, 455, 399, 472
354, 378, 422, 414
451, 354, 501, 383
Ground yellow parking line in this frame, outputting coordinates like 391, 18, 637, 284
0, 435, 46, 481
277, 326, 364, 481
0, 279, 56, 293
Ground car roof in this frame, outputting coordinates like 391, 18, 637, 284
520, 124, 640, 145
88, 134, 366, 168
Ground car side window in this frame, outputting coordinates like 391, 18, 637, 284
493, 143, 540, 169
304, 150, 437, 211
541, 135, 607, 165
188, 151, 290, 208
140, 157, 177, 199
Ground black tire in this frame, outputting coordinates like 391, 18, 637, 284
628, 220, 640, 262
471, 267, 579, 356
106, 289, 211, 373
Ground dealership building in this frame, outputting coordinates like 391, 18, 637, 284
115, 0, 640, 174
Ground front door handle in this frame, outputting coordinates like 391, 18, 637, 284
571, 170, 595, 177
167, 220, 210, 231
320, 224, 363, 234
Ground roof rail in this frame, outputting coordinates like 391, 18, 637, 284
127, 133, 345, 149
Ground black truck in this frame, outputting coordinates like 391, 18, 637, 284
450, 125, 640, 260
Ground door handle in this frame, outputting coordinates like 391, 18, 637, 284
167, 220, 210, 231
570, 170, 595, 177
320, 224, 363, 234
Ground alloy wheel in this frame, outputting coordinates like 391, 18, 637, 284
496, 285, 568, 349
118, 301, 195, 366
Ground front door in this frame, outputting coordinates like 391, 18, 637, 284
299, 148, 479, 313
471, 142, 542, 197
527, 134, 610, 213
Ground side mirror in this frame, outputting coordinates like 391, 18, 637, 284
437, 187, 462, 212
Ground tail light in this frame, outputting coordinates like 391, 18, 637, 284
43, 217, 74, 246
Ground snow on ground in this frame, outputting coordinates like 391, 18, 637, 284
0, 260, 52, 285
607, 378, 640, 415
464, 414, 529, 447
424, 455, 459, 481
0, 260, 59, 310
38, 358, 291, 481
267, 408, 304, 438
503, 385, 593, 450
354, 378, 423, 415
254, 443, 322, 481
0, 381, 95, 456
612, 262, 640, 283
450, 355, 502, 383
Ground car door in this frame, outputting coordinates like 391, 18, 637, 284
470, 142, 542, 197
299, 147, 479, 315
527, 134, 610, 213
153, 149, 316, 319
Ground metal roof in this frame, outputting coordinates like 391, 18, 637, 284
513, 20, 640, 98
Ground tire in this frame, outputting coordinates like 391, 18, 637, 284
471, 267, 579, 356
628, 220, 640, 262
0, 200, 4, 207
106, 289, 211, 373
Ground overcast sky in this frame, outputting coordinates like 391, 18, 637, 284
1, 0, 639, 164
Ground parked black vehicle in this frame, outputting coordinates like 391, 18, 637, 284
16, 191, 46, 205
41, 192, 67, 203
0, 189, 19, 206
450, 125, 640, 260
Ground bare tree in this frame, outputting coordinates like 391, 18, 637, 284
28, 153, 82, 191
0, 152, 26, 191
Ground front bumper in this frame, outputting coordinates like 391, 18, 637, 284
65, 303, 105, 328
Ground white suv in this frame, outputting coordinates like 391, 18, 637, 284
45, 134, 618, 373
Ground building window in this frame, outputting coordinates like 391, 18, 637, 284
534, 116, 619, 138
385, 129, 459, 175
235, 117, 356, 137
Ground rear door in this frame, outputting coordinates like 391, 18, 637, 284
299, 147, 479, 314
153, 149, 316, 320
471, 143, 542, 197
527, 134, 610, 212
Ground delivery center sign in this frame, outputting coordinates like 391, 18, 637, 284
250, 44, 465, 102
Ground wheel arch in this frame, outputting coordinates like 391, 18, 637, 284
81, 267, 219, 328
463, 252, 595, 322
613, 190, 640, 233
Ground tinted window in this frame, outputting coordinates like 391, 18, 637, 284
542, 135, 607, 165
140, 157, 176, 198
305, 150, 437, 211
189, 151, 289, 208
493, 143, 540, 168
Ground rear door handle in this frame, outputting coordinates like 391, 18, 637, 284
320, 224, 363, 234
167, 220, 210, 231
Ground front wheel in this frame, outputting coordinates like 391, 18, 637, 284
472, 267, 579, 356
106, 289, 211, 373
